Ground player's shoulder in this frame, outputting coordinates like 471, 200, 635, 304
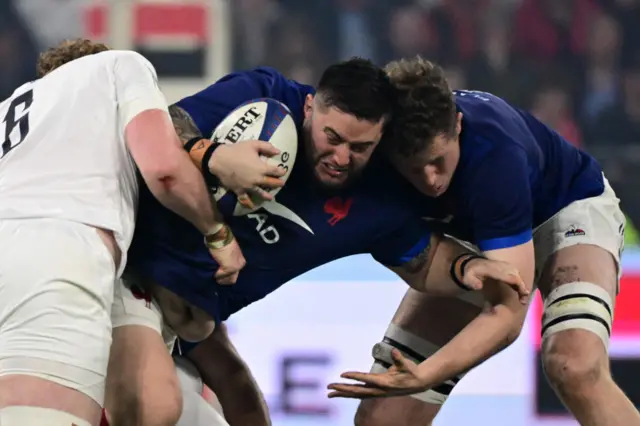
455, 90, 523, 136
68, 50, 151, 71
102, 50, 155, 71
199, 67, 314, 103
455, 90, 534, 157
41, 50, 155, 86
233, 66, 312, 90
176, 67, 314, 132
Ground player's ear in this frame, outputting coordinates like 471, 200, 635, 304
303, 94, 314, 120
455, 112, 463, 137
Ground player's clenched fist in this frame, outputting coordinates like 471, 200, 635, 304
204, 224, 246, 284
209, 140, 286, 208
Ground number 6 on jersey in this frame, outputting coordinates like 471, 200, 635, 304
1, 87, 34, 159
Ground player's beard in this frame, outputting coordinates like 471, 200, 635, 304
301, 120, 363, 192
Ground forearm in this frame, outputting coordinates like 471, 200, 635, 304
203, 358, 270, 426
150, 159, 222, 236
416, 299, 522, 387
415, 242, 533, 384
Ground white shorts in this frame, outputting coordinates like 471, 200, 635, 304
532, 176, 625, 286
0, 218, 115, 404
112, 274, 176, 352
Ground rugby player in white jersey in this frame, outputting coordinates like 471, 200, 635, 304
0, 39, 280, 426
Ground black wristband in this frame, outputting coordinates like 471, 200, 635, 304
184, 136, 203, 153
201, 143, 222, 188
449, 253, 471, 290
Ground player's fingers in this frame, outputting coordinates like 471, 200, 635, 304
391, 349, 414, 371
253, 141, 280, 157
215, 276, 234, 285
327, 389, 387, 399
328, 391, 356, 399
237, 193, 255, 209
260, 175, 285, 188
326, 383, 388, 398
391, 348, 406, 368
500, 270, 529, 299
265, 165, 287, 178
464, 275, 484, 291
215, 269, 238, 285
339, 372, 390, 388
510, 275, 530, 303
249, 187, 274, 202
215, 275, 235, 285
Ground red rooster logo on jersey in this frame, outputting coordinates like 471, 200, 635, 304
324, 197, 353, 226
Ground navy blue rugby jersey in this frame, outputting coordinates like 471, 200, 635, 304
128, 67, 431, 323
427, 90, 604, 251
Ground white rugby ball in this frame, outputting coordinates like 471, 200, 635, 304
210, 98, 298, 216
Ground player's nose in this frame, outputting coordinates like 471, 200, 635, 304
332, 144, 350, 167
424, 165, 439, 188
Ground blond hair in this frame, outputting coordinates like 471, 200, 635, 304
37, 39, 110, 77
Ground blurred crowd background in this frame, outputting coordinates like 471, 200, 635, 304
2, 0, 640, 240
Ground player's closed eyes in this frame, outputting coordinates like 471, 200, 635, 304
429, 156, 445, 169
350, 143, 371, 154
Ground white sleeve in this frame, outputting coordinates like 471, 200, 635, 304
110, 50, 168, 126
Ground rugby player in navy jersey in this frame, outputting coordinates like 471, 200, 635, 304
103, 59, 528, 426
330, 56, 638, 426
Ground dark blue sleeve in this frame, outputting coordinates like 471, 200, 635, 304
468, 146, 533, 251
175, 67, 311, 136
370, 217, 432, 267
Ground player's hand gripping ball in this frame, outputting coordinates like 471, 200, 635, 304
210, 98, 298, 216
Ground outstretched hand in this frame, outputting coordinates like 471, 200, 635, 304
327, 349, 429, 399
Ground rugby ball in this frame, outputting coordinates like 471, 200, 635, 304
210, 98, 298, 216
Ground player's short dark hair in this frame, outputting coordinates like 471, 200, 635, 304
384, 56, 457, 157
37, 39, 110, 77
315, 57, 396, 124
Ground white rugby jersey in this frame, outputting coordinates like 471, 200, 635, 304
0, 50, 168, 273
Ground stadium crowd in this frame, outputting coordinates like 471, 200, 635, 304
2, 0, 640, 236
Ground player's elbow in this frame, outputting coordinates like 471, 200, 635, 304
133, 146, 185, 193
138, 159, 182, 191
502, 325, 523, 353
504, 318, 524, 347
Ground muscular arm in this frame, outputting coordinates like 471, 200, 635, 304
188, 323, 271, 426
384, 236, 529, 388
111, 51, 220, 235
